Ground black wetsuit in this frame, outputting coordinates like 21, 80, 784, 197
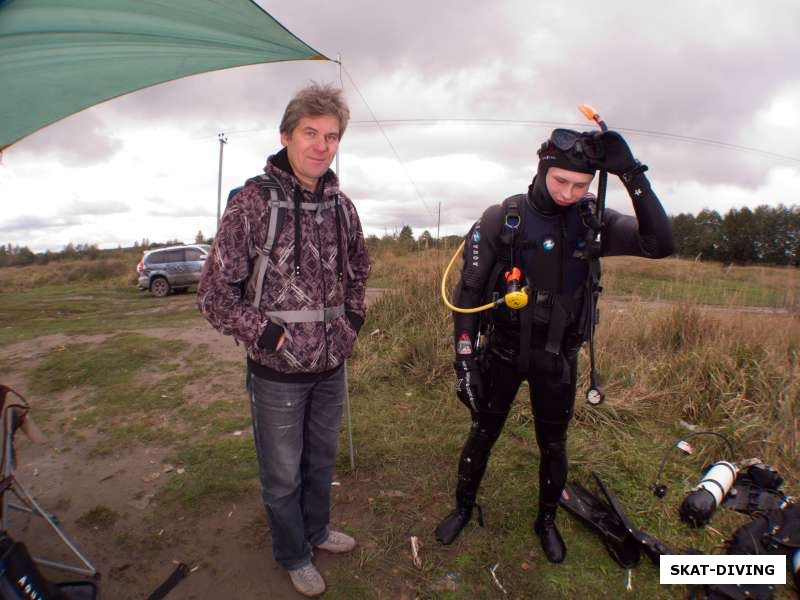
448, 169, 673, 524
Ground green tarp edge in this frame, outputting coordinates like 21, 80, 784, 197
0, 0, 329, 149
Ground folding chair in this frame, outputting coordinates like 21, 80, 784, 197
0, 384, 98, 598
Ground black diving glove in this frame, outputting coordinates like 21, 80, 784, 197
588, 130, 644, 178
454, 357, 483, 412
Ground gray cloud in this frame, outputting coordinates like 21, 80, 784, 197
144, 204, 216, 218
5, 0, 800, 251
0, 215, 80, 234
16, 0, 799, 183
12, 110, 125, 166
65, 199, 130, 216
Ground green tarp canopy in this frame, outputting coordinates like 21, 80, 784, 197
0, 0, 329, 150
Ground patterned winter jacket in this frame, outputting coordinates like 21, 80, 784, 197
198, 151, 370, 378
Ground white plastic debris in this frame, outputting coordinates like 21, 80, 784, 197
410, 536, 422, 569
490, 563, 508, 595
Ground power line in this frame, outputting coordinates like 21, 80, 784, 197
348, 118, 800, 164
205, 117, 800, 164
338, 64, 437, 221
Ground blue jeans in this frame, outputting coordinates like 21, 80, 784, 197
247, 366, 345, 570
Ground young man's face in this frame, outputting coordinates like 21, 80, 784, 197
545, 166, 595, 207
280, 114, 340, 191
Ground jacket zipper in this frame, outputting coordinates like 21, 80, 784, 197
312, 193, 330, 371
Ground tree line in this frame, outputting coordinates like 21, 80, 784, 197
370, 205, 800, 266
670, 204, 800, 265
0, 238, 187, 268
4, 207, 800, 268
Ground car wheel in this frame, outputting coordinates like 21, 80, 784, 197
150, 277, 170, 297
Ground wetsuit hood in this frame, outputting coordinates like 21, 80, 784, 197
531, 135, 597, 215
528, 168, 562, 215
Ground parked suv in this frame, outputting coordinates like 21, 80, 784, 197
136, 244, 210, 297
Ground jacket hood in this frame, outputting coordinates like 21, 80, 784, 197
264, 148, 340, 198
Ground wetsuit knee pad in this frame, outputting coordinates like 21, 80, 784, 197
460, 423, 497, 460
535, 421, 569, 505
459, 419, 504, 476
535, 421, 568, 456
539, 438, 566, 462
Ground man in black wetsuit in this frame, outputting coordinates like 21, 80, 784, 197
435, 128, 674, 563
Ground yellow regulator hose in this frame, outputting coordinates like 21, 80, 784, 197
441, 240, 528, 313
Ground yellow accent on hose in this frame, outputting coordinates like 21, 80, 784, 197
440, 239, 529, 314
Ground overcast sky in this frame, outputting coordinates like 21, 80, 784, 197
2, 0, 800, 252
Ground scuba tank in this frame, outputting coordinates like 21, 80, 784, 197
679, 461, 738, 527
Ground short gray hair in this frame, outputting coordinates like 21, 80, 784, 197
279, 82, 350, 138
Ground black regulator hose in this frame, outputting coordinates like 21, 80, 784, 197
651, 431, 736, 499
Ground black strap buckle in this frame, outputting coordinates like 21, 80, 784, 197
621, 161, 649, 183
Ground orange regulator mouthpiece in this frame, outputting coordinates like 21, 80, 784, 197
504, 267, 522, 283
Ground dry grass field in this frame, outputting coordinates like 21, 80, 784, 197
0, 248, 797, 598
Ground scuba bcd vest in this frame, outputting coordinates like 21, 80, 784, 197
482, 194, 603, 373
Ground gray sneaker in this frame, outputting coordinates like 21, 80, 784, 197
315, 529, 356, 553
288, 563, 325, 597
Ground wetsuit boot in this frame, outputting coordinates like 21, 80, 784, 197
435, 500, 484, 545
436, 422, 494, 544
534, 503, 566, 563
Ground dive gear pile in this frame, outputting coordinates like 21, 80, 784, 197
561, 453, 798, 599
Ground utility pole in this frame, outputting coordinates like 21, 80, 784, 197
216, 132, 228, 232
437, 202, 441, 244
336, 53, 343, 182
336, 52, 355, 471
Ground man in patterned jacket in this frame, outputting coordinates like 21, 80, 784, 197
198, 82, 370, 597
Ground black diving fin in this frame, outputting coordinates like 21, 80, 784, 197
591, 471, 681, 564
559, 481, 641, 568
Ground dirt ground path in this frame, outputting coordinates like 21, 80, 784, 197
5, 325, 379, 599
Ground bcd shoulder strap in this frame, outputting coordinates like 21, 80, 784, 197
245, 174, 351, 308
247, 173, 289, 308
483, 194, 525, 304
